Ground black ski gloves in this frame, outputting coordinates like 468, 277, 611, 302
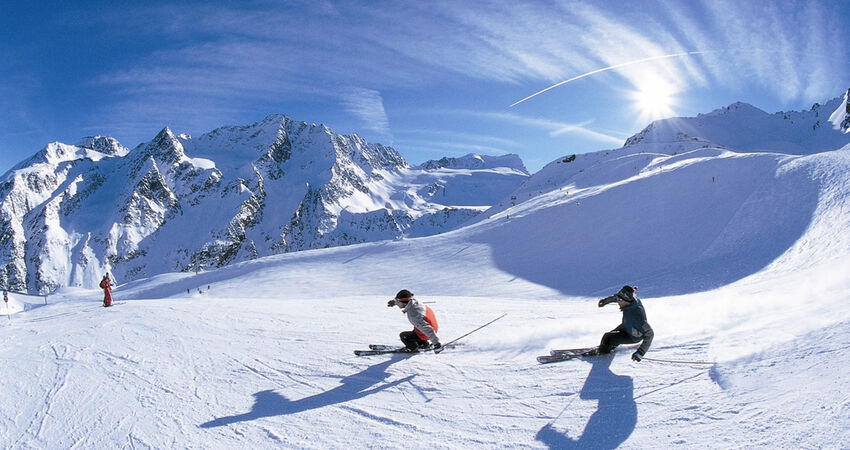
598, 296, 617, 307
632, 348, 646, 362
387, 299, 396, 307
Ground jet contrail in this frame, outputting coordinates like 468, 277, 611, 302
509, 51, 707, 107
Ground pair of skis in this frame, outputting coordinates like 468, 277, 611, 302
353, 344, 437, 356
536, 347, 602, 364
354, 313, 507, 357
353, 312, 611, 364
355, 344, 605, 363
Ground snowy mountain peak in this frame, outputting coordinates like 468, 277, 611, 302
703, 101, 765, 117
828, 88, 850, 134
0, 116, 528, 293
75, 136, 129, 156
14, 136, 130, 171
137, 127, 186, 166
418, 153, 529, 173
624, 90, 850, 153
38, 142, 89, 166
260, 113, 288, 126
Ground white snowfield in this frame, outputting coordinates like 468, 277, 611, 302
3, 134, 850, 446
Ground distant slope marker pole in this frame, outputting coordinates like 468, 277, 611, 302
3, 291, 9, 323
436, 313, 507, 353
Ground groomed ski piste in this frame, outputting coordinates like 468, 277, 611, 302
3, 140, 850, 448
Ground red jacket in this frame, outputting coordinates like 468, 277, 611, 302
414, 306, 439, 341
100, 278, 112, 304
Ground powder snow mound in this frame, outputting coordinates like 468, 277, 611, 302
467, 94, 850, 296
625, 90, 850, 153
463, 148, 827, 297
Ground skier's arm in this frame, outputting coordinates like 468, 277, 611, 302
633, 325, 654, 360
598, 295, 618, 307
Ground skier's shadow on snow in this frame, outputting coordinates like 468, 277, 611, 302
535, 355, 636, 449
200, 356, 410, 428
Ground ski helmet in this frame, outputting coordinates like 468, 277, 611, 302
618, 285, 637, 302
395, 289, 413, 300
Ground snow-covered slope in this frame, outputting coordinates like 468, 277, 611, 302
0, 116, 528, 294
2, 91, 850, 448
2, 138, 849, 447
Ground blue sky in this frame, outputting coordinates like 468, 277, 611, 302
1, 0, 848, 174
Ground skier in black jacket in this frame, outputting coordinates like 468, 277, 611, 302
594, 285, 654, 361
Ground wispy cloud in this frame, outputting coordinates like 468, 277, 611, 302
88, 1, 847, 111
473, 111, 626, 145
423, 0, 845, 105
393, 128, 525, 160
340, 88, 392, 142
401, 106, 626, 146
652, 0, 841, 103
7, 0, 847, 174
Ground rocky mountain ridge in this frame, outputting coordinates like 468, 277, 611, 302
0, 116, 528, 293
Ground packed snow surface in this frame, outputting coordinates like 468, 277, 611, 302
2, 142, 850, 448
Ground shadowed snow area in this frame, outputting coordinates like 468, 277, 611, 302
474, 148, 821, 296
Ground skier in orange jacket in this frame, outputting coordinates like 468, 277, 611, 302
387, 289, 441, 352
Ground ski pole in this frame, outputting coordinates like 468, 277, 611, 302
438, 313, 507, 350
641, 356, 714, 365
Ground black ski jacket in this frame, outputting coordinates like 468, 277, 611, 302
619, 298, 653, 354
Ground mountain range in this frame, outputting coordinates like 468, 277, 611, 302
1, 89, 848, 295
0, 116, 528, 294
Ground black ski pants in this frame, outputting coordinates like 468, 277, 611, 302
400, 330, 429, 350
598, 325, 636, 354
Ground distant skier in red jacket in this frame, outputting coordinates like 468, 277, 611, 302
100, 274, 113, 307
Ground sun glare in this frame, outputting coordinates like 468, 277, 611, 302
631, 79, 677, 122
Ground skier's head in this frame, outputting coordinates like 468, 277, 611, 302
395, 289, 414, 302
617, 285, 637, 302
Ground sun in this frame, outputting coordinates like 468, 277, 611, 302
631, 78, 677, 122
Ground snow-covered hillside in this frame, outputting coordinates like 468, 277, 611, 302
0, 115, 528, 294
2, 91, 849, 448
